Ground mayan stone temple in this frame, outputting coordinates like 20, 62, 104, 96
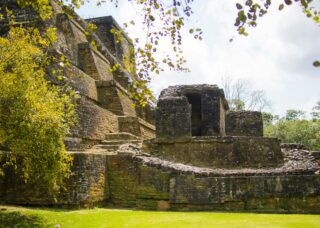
1, 0, 320, 213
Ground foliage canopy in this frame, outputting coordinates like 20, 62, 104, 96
264, 106, 320, 151
0, 25, 76, 192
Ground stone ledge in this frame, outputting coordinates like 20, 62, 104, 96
138, 118, 156, 131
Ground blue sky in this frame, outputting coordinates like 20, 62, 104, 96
76, 1, 320, 116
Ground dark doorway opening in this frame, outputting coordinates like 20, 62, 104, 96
186, 93, 202, 136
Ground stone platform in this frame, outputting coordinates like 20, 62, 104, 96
1, 145, 320, 213
143, 136, 283, 168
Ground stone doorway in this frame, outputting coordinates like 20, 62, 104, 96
186, 93, 202, 136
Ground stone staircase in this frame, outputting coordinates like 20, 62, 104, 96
92, 132, 142, 153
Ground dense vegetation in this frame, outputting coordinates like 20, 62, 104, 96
264, 106, 320, 151
0, 21, 76, 192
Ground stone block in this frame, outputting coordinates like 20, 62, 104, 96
96, 80, 124, 115
156, 97, 191, 142
118, 116, 141, 137
158, 84, 229, 137
96, 80, 137, 116
67, 65, 98, 101
137, 166, 170, 200
106, 155, 139, 207
61, 153, 108, 207
71, 97, 118, 141
78, 42, 113, 81
139, 118, 156, 139
86, 16, 135, 74
226, 111, 263, 137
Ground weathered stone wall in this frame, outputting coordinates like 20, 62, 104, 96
104, 150, 320, 213
157, 85, 228, 137
78, 42, 113, 81
106, 154, 138, 207
139, 119, 156, 139
0, 1, 156, 145
118, 89, 137, 117
71, 97, 119, 141
86, 16, 136, 74
156, 97, 191, 142
144, 137, 283, 168
61, 153, 108, 207
168, 174, 320, 212
118, 117, 142, 137
55, 14, 80, 65
96, 80, 146, 118
226, 111, 263, 137
0, 152, 108, 208
312, 151, 320, 164
1, 148, 320, 213
96, 81, 124, 115
118, 116, 155, 139
67, 65, 98, 101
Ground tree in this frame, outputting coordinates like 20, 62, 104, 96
265, 119, 320, 150
0, 25, 76, 193
262, 112, 279, 126
221, 75, 271, 111
311, 100, 320, 120
314, 100, 320, 110
264, 105, 320, 151
285, 109, 305, 120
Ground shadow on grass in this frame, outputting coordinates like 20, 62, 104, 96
0, 211, 51, 228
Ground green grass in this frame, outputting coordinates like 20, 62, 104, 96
1, 205, 320, 228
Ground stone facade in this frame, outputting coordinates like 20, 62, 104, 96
1, 147, 320, 213
0, 153, 108, 208
152, 84, 283, 169
1, 0, 320, 214
143, 137, 283, 168
226, 111, 263, 137
157, 85, 229, 139
0, 1, 156, 149
156, 97, 191, 142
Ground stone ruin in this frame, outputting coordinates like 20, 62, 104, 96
1, 0, 320, 213
146, 84, 283, 169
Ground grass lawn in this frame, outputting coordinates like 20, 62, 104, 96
1, 205, 320, 228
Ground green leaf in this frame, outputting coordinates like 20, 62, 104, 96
284, 0, 292, 5
313, 61, 320, 67
236, 3, 243, 10
279, 4, 284, 11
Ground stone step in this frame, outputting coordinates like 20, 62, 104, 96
93, 144, 119, 150
93, 139, 142, 151
101, 140, 142, 145
105, 133, 141, 141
